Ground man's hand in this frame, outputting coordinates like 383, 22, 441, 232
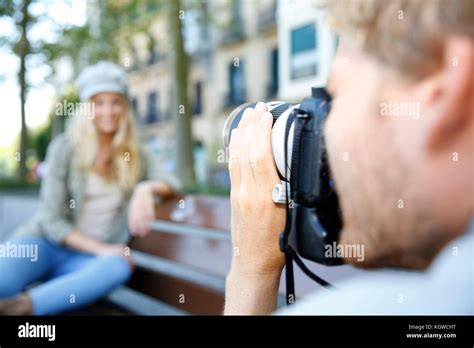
224, 102, 286, 315
128, 182, 155, 237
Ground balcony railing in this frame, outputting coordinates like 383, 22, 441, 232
266, 80, 278, 99
257, 4, 277, 32
222, 91, 246, 110
219, 26, 245, 45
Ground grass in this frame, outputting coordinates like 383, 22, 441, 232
0, 177, 229, 197
0, 177, 40, 194
182, 183, 230, 196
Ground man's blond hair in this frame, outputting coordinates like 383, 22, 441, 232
326, 0, 474, 78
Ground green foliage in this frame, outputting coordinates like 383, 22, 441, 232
29, 87, 79, 162
0, 177, 39, 190
182, 183, 230, 196
1, 0, 209, 188
45, 0, 164, 73
29, 121, 52, 162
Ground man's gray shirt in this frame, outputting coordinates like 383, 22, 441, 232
278, 219, 473, 315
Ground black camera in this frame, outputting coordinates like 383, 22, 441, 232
222, 87, 343, 266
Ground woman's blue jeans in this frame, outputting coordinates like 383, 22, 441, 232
0, 236, 131, 315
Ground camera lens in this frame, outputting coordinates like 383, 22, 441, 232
222, 101, 299, 180
221, 102, 252, 148
222, 101, 294, 148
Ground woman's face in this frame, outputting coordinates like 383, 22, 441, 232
91, 93, 126, 135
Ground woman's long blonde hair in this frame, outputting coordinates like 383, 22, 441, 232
66, 96, 142, 192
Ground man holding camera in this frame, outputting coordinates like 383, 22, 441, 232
224, 0, 473, 315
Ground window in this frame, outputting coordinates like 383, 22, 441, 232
147, 92, 158, 123
193, 81, 202, 116
166, 87, 173, 120
290, 23, 317, 80
131, 97, 139, 118
231, 0, 242, 28
267, 48, 279, 98
228, 59, 245, 107
221, 0, 244, 44
148, 37, 157, 65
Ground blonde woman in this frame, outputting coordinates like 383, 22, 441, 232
0, 61, 177, 315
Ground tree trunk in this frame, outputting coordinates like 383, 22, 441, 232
166, 0, 196, 189
17, 0, 31, 182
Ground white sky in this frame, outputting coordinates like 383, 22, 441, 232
0, 0, 87, 147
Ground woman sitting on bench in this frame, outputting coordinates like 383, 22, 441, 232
0, 61, 177, 315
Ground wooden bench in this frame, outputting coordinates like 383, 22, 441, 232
104, 194, 366, 315
102, 195, 229, 315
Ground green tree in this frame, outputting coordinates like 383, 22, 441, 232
0, 0, 33, 182
43, 0, 158, 138
166, 0, 196, 188
45, 0, 162, 75
64, 0, 198, 188
30, 87, 79, 161
0, 0, 67, 182
37, 0, 198, 188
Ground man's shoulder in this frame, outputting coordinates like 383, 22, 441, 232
278, 225, 473, 315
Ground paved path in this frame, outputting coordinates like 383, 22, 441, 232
0, 190, 40, 241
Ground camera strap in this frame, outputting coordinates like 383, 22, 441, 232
280, 109, 333, 306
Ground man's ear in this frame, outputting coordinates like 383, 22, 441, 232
426, 36, 474, 152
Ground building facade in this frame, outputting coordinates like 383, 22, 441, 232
118, 0, 336, 186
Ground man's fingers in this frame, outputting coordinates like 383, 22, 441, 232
255, 101, 268, 114
238, 108, 259, 198
241, 104, 266, 131
238, 108, 254, 130
252, 111, 279, 183
230, 103, 271, 202
229, 128, 242, 193
259, 111, 274, 152
239, 121, 256, 196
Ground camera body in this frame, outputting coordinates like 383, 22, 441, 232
286, 87, 342, 265
223, 87, 343, 265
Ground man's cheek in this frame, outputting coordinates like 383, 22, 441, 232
325, 103, 353, 162
324, 111, 347, 187
324, 113, 337, 163
325, 101, 366, 204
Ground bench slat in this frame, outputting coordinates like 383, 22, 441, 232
131, 250, 226, 293
128, 269, 226, 314
149, 220, 230, 241
107, 286, 188, 316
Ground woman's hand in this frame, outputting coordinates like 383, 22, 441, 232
228, 102, 286, 276
128, 182, 155, 237
95, 243, 134, 270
